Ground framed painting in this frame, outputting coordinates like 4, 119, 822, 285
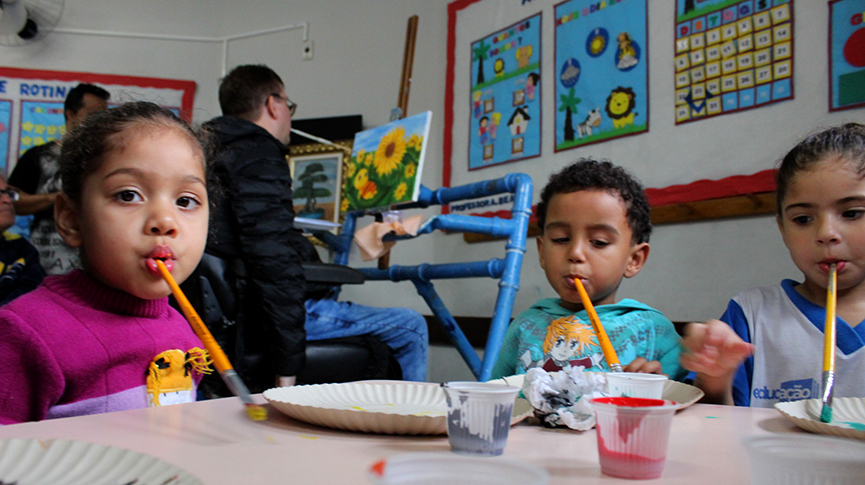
344, 111, 431, 212
288, 141, 351, 233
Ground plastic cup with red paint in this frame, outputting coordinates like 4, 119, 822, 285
591, 397, 678, 479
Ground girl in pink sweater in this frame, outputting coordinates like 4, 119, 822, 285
0, 101, 212, 424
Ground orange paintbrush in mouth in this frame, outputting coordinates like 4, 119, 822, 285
156, 260, 267, 421
574, 278, 622, 373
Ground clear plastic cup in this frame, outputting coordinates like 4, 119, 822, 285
605, 372, 668, 399
591, 397, 678, 479
368, 452, 550, 484
743, 435, 865, 485
441, 382, 520, 456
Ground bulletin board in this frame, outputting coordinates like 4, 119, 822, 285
554, 0, 648, 152
829, 0, 865, 112
468, 14, 542, 170
0, 67, 196, 175
673, 0, 794, 124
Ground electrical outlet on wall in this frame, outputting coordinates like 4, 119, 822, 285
302, 40, 313, 60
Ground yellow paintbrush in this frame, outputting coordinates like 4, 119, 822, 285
156, 260, 267, 421
574, 278, 622, 373
821, 263, 837, 423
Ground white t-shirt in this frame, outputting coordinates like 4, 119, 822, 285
723, 280, 865, 408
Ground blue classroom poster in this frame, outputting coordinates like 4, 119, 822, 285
829, 0, 865, 111
0, 101, 9, 174
554, 0, 648, 151
468, 14, 542, 171
674, 0, 795, 124
18, 101, 65, 158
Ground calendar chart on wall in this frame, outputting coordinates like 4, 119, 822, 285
674, 0, 794, 124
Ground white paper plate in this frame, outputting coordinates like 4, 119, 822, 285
488, 371, 704, 423
0, 439, 202, 485
264, 381, 529, 435
368, 452, 549, 484
775, 397, 865, 440
265, 382, 447, 435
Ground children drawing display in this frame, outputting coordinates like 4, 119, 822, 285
554, 0, 648, 151
829, 0, 865, 112
468, 14, 542, 170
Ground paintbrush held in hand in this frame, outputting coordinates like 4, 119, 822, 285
574, 278, 622, 373
821, 263, 837, 423
156, 260, 267, 422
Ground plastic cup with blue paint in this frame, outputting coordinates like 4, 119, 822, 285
441, 382, 520, 456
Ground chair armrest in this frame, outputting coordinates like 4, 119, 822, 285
302, 261, 365, 285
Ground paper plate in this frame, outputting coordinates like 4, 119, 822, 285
0, 438, 202, 485
742, 435, 865, 484
488, 371, 704, 423
368, 452, 549, 484
264, 381, 529, 435
775, 397, 865, 440
265, 382, 446, 435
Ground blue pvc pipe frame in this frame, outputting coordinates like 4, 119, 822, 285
315, 173, 532, 381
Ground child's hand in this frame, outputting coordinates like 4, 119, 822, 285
623, 357, 664, 375
680, 320, 753, 404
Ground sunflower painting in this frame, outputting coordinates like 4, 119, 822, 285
344, 111, 432, 212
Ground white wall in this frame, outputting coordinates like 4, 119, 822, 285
1, 0, 863, 325
436, 0, 865, 323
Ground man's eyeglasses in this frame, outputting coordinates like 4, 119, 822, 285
0, 188, 19, 202
270, 93, 297, 116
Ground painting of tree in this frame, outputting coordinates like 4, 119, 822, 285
294, 162, 332, 218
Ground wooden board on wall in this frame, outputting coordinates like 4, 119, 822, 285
463, 190, 777, 243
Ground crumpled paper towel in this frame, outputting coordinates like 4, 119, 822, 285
522, 367, 608, 430
353, 215, 423, 261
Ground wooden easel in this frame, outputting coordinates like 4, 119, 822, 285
378, 15, 419, 270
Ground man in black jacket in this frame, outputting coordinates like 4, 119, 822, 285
202, 65, 428, 392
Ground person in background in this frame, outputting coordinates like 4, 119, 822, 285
201, 64, 428, 394
490, 159, 687, 380
0, 174, 44, 306
9, 83, 110, 275
681, 123, 865, 407
0, 102, 212, 424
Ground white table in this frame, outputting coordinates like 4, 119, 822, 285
0, 394, 804, 484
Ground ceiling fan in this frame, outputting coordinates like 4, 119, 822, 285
0, 0, 64, 47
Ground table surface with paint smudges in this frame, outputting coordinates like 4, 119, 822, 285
0, 395, 803, 484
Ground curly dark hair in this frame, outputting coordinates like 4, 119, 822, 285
218, 64, 284, 121
536, 158, 652, 244
59, 101, 216, 205
64, 83, 110, 116
777, 123, 865, 214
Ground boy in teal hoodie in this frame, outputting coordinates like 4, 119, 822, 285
491, 159, 686, 380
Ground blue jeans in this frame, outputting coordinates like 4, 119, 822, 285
304, 299, 428, 382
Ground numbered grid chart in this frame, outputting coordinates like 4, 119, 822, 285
674, 0, 793, 124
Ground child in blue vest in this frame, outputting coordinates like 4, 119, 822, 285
491, 159, 686, 380
682, 123, 865, 407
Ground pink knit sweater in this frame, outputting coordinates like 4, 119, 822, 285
0, 270, 206, 424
